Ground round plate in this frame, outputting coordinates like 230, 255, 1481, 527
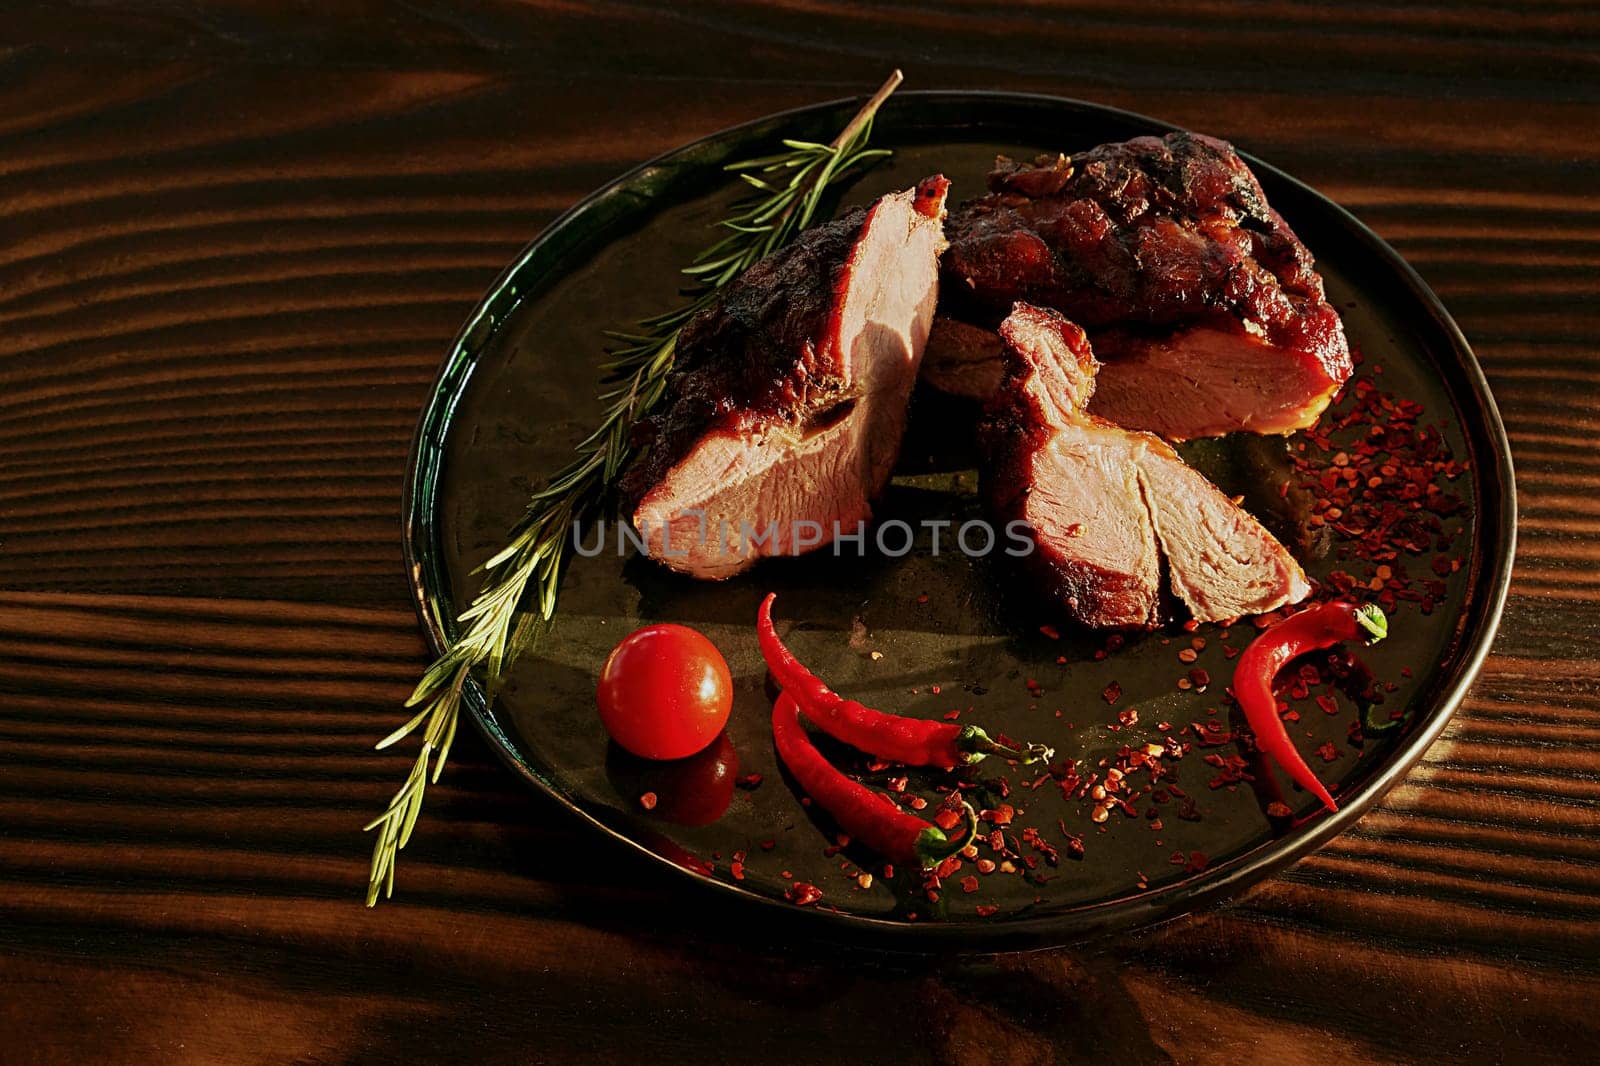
403, 92, 1515, 950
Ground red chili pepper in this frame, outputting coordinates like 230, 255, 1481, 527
758, 593, 1052, 769
771, 692, 977, 870
1234, 601, 1389, 814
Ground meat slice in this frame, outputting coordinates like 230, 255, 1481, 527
980, 303, 1310, 628
938, 132, 1351, 440
621, 177, 949, 579
979, 308, 1161, 628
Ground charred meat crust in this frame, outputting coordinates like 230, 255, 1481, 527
942, 131, 1351, 381
619, 204, 871, 510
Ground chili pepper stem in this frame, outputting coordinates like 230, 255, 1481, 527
1354, 603, 1389, 643
912, 801, 980, 870
955, 725, 1055, 766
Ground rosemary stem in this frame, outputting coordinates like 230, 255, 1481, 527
362, 72, 902, 906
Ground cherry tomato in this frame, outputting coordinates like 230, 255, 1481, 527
605, 731, 739, 826
596, 623, 732, 760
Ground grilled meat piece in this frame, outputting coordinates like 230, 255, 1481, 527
621, 177, 949, 579
980, 303, 1311, 628
938, 132, 1351, 439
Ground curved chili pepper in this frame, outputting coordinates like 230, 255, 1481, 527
758, 593, 1053, 769
771, 692, 977, 870
1235, 601, 1389, 814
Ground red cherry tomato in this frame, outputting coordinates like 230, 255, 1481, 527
596, 623, 732, 760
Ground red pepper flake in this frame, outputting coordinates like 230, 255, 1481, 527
786, 882, 822, 906
760, 839, 775, 851
931, 685, 942, 695
1187, 668, 1210, 691
1039, 624, 1060, 640
975, 904, 999, 917
942, 708, 962, 721
1117, 707, 1139, 727
916, 593, 929, 604
1102, 681, 1123, 705
1223, 645, 1240, 660
960, 875, 980, 894
638, 792, 658, 810
735, 773, 763, 790
1317, 741, 1340, 763
933, 806, 962, 831
1315, 694, 1340, 715
976, 858, 997, 874
730, 860, 746, 881
1178, 648, 1198, 664
983, 804, 1015, 826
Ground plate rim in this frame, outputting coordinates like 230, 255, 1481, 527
400, 89, 1517, 951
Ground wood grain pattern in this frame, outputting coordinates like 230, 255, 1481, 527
1, 2, 1597, 1062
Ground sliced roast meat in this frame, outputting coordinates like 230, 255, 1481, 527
621, 177, 949, 579
980, 303, 1310, 628
980, 311, 1161, 628
938, 132, 1351, 440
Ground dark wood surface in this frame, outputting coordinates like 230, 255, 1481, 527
2, 3, 1596, 1062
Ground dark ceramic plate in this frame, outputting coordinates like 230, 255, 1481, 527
403, 92, 1515, 950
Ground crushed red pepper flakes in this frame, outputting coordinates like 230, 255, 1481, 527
786, 882, 822, 906
975, 904, 999, 917
1294, 368, 1468, 611
960, 875, 980, 894
1102, 681, 1123, 705
638, 792, 658, 810
735, 773, 763, 790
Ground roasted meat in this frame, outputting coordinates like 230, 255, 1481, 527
980, 303, 1311, 628
622, 177, 949, 579
937, 133, 1351, 440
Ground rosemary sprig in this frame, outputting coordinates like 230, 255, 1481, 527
364, 71, 904, 905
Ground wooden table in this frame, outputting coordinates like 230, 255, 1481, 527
3, 4, 1595, 1062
